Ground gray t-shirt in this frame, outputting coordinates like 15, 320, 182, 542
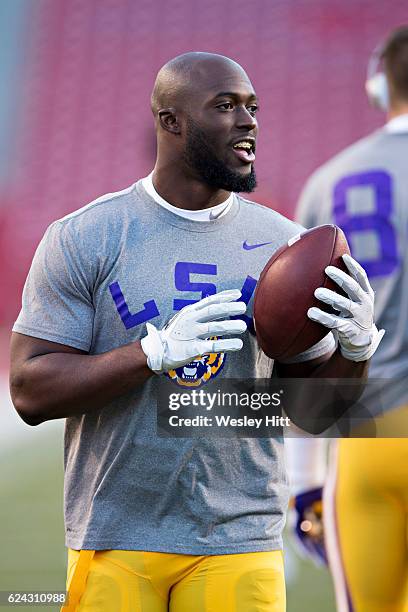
296, 128, 408, 415
14, 180, 333, 553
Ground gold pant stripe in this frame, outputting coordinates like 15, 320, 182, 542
61, 550, 95, 612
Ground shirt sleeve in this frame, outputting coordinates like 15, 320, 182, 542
12, 221, 95, 351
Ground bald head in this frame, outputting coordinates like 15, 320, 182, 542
150, 52, 258, 196
151, 52, 251, 116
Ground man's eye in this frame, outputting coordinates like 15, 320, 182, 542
247, 105, 259, 114
217, 102, 234, 110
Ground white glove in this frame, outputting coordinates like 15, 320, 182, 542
307, 254, 385, 362
141, 289, 247, 373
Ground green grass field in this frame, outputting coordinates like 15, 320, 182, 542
0, 419, 335, 611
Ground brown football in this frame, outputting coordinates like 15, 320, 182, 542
253, 225, 350, 360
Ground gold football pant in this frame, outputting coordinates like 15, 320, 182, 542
61, 548, 285, 611
324, 409, 408, 612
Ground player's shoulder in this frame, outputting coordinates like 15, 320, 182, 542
307, 129, 386, 187
55, 182, 138, 228
235, 194, 303, 237
323, 129, 385, 167
44, 182, 146, 250
38, 182, 144, 263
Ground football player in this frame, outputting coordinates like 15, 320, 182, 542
289, 26, 408, 612
9, 52, 381, 611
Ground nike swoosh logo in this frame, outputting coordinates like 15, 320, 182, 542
243, 240, 274, 250
209, 207, 228, 220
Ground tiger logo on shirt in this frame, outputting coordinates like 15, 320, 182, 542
165, 346, 226, 387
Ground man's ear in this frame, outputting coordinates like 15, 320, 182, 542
158, 108, 181, 134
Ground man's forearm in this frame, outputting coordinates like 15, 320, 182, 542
10, 290, 247, 426
309, 348, 370, 380
309, 349, 370, 430
10, 341, 153, 425
277, 348, 370, 434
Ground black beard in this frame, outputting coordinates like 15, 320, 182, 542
183, 119, 257, 193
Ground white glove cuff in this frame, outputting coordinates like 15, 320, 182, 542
339, 325, 385, 362
140, 322, 165, 373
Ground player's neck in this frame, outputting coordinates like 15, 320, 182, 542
387, 102, 408, 120
151, 164, 231, 211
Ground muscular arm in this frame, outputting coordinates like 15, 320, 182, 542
275, 349, 369, 434
9, 333, 153, 426
9, 290, 246, 427
274, 251, 382, 433
276, 347, 369, 380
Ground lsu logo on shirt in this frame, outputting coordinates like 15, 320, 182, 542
165, 340, 226, 388
109, 263, 257, 389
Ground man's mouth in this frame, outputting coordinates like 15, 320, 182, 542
232, 140, 256, 163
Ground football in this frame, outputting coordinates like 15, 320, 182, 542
253, 225, 350, 360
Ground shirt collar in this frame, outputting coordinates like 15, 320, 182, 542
141, 172, 233, 222
384, 113, 408, 133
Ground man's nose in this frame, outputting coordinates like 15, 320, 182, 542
235, 106, 257, 131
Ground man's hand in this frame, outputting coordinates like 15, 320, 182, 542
290, 486, 327, 566
141, 289, 247, 373
308, 254, 385, 362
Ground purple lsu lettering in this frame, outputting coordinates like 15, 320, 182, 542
109, 261, 257, 334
